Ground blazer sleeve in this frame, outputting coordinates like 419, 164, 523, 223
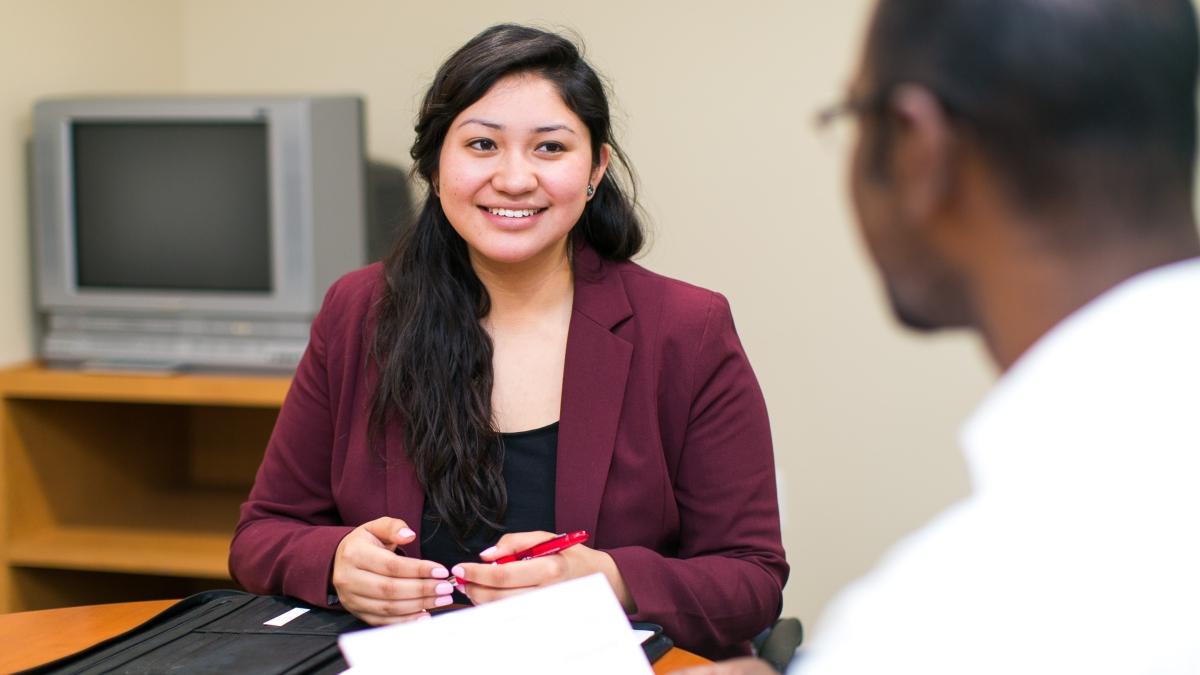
227, 282, 355, 608
607, 292, 788, 658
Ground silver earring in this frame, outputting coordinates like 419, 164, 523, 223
586, 184, 594, 198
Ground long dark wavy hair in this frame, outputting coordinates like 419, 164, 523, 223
369, 24, 644, 546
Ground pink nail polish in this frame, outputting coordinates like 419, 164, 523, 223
430, 567, 449, 579
479, 545, 499, 557
435, 596, 453, 607
450, 565, 465, 579
398, 527, 415, 539
435, 582, 453, 595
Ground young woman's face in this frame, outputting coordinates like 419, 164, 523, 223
437, 73, 609, 267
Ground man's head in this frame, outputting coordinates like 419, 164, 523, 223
847, 0, 1199, 332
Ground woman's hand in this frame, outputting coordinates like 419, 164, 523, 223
332, 516, 455, 625
453, 531, 635, 612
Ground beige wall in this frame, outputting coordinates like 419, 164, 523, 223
0, 1, 995, 627
0, 0, 184, 366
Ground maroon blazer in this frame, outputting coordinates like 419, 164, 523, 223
229, 246, 788, 659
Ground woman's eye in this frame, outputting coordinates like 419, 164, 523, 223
468, 139, 497, 151
538, 141, 566, 153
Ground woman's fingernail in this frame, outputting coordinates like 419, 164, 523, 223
435, 582, 454, 595
479, 546, 498, 557
435, 596, 453, 607
430, 567, 449, 579
398, 527, 416, 539
451, 565, 465, 579
415, 612, 432, 621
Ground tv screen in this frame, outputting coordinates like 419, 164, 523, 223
72, 121, 272, 293
33, 95, 369, 371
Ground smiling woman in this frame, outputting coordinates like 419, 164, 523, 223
437, 73, 608, 267
228, 24, 788, 660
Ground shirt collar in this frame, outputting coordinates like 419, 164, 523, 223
959, 257, 1200, 493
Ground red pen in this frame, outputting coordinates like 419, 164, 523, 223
493, 530, 589, 563
453, 530, 589, 585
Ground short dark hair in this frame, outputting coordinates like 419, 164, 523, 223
864, 0, 1198, 220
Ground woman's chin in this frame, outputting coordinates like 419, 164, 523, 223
467, 237, 571, 269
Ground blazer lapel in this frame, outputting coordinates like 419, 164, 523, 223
556, 246, 634, 538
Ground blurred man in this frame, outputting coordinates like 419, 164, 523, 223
683, 0, 1200, 672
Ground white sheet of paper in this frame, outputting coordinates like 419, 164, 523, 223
337, 573, 653, 675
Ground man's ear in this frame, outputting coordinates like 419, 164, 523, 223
886, 85, 958, 230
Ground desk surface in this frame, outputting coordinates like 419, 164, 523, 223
0, 599, 710, 673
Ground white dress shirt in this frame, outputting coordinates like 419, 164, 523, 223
794, 258, 1200, 674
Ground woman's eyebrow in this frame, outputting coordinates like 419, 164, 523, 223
534, 124, 576, 134
458, 118, 502, 130
457, 118, 576, 135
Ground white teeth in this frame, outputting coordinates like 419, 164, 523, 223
488, 207, 541, 218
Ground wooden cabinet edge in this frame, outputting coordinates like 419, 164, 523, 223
0, 363, 291, 407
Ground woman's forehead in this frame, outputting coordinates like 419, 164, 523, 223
451, 74, 582, 132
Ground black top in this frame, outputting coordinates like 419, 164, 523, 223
420, 421, 558, 571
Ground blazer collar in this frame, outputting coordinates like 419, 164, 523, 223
570, 244, 634, 331
556, 244, 635, 540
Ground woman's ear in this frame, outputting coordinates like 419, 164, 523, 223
589, 144, 612, 197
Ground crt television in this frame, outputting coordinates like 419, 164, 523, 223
31, 95, 367, 372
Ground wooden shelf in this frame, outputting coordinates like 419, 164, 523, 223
0, 363, 290, 407
8, 526, 231, 579
0, 363, 290, 612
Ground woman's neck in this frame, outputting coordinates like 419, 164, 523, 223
471, 242, 574, 327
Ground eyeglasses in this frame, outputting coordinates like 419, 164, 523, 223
813, 95, 878, 152
814, 99, 863, 131
814, 88, 891, 129
817, 86, 966, 132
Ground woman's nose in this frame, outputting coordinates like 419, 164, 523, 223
491, 153, 538, 195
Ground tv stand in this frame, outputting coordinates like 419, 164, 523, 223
0, 363, 291, 612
